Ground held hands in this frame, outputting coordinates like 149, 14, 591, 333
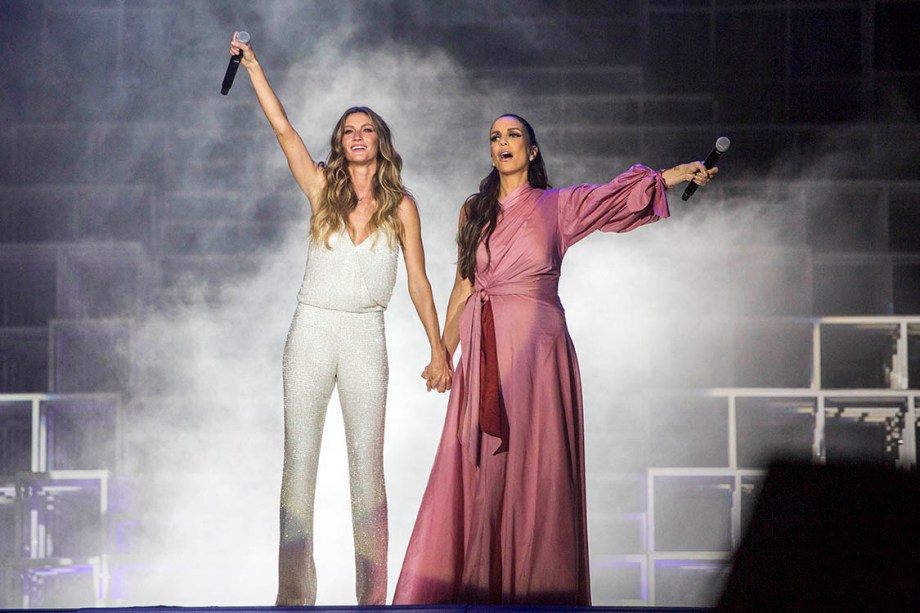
229, 32, 257, 67
662, 162, 718, 190
421, 344, 453, 393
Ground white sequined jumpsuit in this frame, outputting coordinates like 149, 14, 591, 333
276, 229, 398, 606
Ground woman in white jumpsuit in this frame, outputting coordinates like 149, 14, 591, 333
229, 34, 452, 606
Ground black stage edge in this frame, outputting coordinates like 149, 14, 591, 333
0, 606, 710, 612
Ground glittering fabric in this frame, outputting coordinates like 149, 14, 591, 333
276, 229, 396, 606
298, 230, 398, 313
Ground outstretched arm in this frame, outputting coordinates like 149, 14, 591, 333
398, 197, 452, 393
558, 160, 720, 246
230, 33, 324, 212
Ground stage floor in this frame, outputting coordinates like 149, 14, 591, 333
0, 606, 710, 612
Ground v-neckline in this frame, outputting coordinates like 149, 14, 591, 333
346, 229, 372, 248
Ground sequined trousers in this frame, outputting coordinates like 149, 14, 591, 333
276, 303, 388, 605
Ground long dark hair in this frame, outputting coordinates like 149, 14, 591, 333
458, 114, 550, 283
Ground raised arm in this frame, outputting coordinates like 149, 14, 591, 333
230, 33, 324, 212
398, 197, 452, 393
442, 206, 473, 359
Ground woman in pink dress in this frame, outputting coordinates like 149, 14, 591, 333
393, 114, 716, 605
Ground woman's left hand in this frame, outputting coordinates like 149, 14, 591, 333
662, 162, 718, 190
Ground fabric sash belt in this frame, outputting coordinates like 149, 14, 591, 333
459, 281, 560, 466
479, 298, 504, 441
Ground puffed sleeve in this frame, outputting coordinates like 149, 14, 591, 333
557, 164, 670, 248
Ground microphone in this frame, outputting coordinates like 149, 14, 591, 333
221, 31, 250, 95
681, 136, 730, 201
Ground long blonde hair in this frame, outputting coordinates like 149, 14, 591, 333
311, 106, 407, 248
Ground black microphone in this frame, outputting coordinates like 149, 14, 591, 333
681, 136, 730, 201
221, 31, 250, 95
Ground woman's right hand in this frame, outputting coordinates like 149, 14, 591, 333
229, 31, 256, 67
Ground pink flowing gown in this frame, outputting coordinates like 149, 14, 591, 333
393, 165, 670, 605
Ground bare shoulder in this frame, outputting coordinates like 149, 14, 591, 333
397, 194, 420, 223
397, 194, 418, 213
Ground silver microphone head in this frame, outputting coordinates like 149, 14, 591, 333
236, 31, 251, 44
715, 136, 731, 153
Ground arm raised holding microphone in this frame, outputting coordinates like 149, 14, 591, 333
225, 32, 451, 606
229, 32, 324, 209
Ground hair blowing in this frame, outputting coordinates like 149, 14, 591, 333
311, 106, 408, 249
458, 114, 550, 283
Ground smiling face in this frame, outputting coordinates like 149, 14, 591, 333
489, 115, 537, 175
341, 112, 379, 164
